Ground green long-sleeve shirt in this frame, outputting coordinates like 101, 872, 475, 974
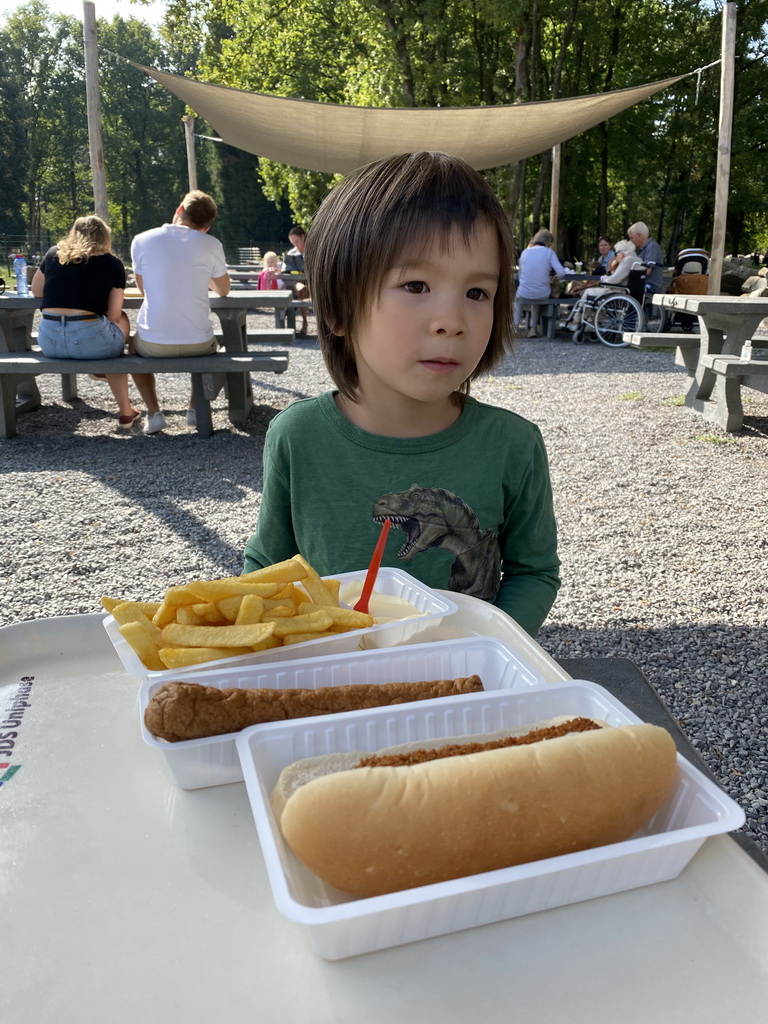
243, 392, 560, 637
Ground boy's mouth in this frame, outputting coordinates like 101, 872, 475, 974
421, 358, 459, 373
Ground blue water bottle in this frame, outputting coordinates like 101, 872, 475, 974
13, 255, 29, 296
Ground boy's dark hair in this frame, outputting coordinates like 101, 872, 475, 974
305, 151, 515, 401
288, 225, 306, 238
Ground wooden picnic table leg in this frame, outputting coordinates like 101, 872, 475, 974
210, 307, 254, 424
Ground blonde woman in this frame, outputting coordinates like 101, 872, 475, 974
31, 215, 142, 429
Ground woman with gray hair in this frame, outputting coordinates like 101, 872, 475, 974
514, 228, 566, 337
567, 239, 640, 330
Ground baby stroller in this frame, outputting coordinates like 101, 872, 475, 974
664, 248, 710, 332
565, 263, 665, 347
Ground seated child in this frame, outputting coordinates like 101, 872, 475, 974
257, 251, 284, 290
243, 151, 560, 637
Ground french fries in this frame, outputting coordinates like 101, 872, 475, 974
100, 556, 368, 671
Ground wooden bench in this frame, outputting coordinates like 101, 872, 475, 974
0, 349, 289, 439
518, 296, 578, 339
686, 354, 768, 432
625, 332, 702, 373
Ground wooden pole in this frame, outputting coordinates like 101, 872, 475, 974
550, 143, 561, 245
709, 3, 737, 295
82, 2, 108, 220
184, 115, 198, 190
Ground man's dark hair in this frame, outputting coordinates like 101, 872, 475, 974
288, 225, 306, 238
305, 151, 515, 402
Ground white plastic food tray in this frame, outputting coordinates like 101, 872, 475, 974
235, 682, 746, 960
105, 567, 457, 682
140, 635, 547, 789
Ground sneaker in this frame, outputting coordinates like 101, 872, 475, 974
186, 408, 197, 427
144, 411, 166, 435
117, 409, 142, 430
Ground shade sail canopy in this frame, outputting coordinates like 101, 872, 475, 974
130, 61, 687, 174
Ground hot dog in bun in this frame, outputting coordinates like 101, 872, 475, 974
271, 717, 677, 898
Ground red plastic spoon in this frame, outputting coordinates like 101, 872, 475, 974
354, 518, 392, 613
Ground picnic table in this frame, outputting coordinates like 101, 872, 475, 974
2, 602, 767, 1021
0, 290, 294, 434
653, 294, 768, 431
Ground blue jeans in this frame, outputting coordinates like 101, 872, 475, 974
37, 315, 125, 359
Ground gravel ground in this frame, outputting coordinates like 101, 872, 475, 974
2, 310, 767, 856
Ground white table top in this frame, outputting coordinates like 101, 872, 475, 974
2, 606, 767, 1022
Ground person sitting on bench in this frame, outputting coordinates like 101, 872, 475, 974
130, 190, 230, 434
31, 215, 142, 431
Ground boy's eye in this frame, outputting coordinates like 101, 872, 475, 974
402, 280, 428, 293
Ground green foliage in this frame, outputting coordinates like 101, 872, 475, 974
5, 0, 768, 262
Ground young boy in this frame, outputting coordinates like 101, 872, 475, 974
243, 152, 559, 637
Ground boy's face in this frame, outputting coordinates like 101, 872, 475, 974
351, 222, 499, 414
598, 239, 611, 255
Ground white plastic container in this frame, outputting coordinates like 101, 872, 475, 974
235, 682, 746, 960
105, 567, 457, 682
139, 635, 546, 789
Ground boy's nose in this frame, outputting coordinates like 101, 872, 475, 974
431, 298, 465, 335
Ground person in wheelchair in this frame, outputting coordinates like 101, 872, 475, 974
567, 239, 639, 331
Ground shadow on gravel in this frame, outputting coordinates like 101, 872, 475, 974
0, 420, 284, 566
495, 338, 687, 377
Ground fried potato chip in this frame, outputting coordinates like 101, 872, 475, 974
281, 630, 337, 644
158, 646, 253, 669
293, 555, 336, 606
270, 609, 334, 637
162, 585, 201, 607
175, 606, 207, 626
296, 603, 374, 628
161, 622, 277, 648
251, 635, 282, 653
191, 602, 227, 624
217, 595, 244, 622
102, 596, 161, 616
118, 621, 165, 671
261, 606, 297, 621
241, 557, 308, 585
234, 594, 265, 625
187, 580, 284, 601
152, 602, 178, 627
110, 603, 164, 646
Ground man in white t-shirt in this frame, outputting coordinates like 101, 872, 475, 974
129, 190, 230, 434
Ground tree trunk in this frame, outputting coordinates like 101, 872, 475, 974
375, 0, 416, 106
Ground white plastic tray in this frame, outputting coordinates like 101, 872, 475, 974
105, 567, 457, 682
235, 682, 746, 960
140, 635, 547, 789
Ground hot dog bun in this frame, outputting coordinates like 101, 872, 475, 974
272, 718, 677, 898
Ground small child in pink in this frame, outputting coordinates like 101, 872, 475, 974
258, 251, 284, 290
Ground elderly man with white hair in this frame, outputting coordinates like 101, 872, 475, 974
627, 222, 665, 294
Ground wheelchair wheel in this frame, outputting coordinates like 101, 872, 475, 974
643, 300, 666, 334
593, 294, 643, 347
572, 326, 586, 345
